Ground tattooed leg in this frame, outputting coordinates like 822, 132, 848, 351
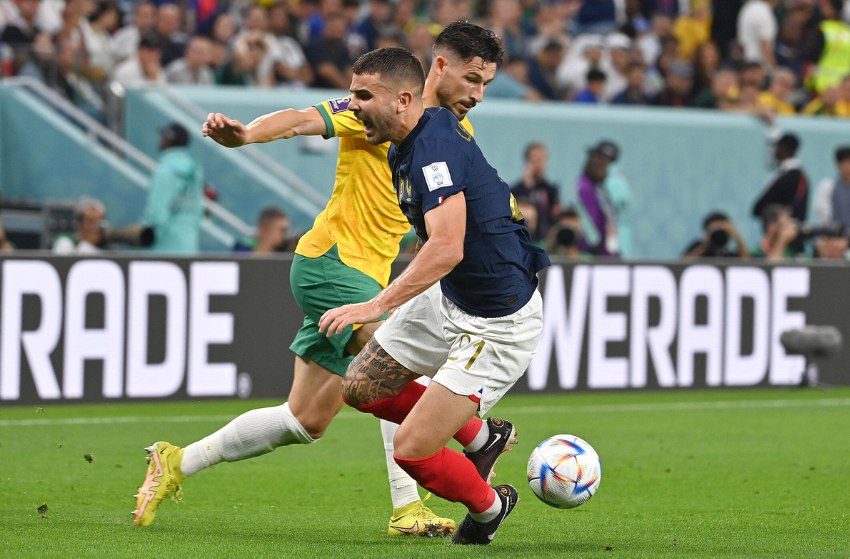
342, 338, 421, 408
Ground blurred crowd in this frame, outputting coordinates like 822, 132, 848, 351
1, 0, 850, 123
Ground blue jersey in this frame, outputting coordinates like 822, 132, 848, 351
388, 107, 550, 318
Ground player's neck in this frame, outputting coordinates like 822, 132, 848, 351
422, 77, 438, 109
391, 104, 425, 146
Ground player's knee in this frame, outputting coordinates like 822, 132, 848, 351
297, 419, 328, 440
291, 408, 333, 440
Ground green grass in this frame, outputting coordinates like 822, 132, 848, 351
2, 388, 849, 558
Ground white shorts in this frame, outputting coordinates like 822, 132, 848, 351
374, 283, 543, 416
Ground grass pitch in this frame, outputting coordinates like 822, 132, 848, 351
2, 388, 849, 558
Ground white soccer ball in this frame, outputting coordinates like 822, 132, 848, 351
527, 434, 602, 509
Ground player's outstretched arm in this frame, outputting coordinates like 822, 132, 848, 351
202, 108, 327, 148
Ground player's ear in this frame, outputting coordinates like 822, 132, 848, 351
432, 54, 448, 75
397, 90, 414, 113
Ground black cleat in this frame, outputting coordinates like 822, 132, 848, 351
464, 418, 517, 482
451, 485, 518, 545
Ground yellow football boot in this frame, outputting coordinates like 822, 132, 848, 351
132, 441, 185, 526
387, 496, 456, 537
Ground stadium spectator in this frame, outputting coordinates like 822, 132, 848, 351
611, 61, 649, 105
800, 84, 846, 117
267, 2, 313, 86
572, 67, 606, 103
485, 0, 526, 63
690, 40, 721, 98
813, 146, 850, 228
141, 122, 204, 254
738, 59, 767, 89
576, 0, 618, 35
672, 0, 711, 60
653, 60, 694, 107
693, 68, 739, 109
354, 0, 395, 52
154, 3, 187, 67
526, 38, 568, 100
752, 132, 809, 226
813, 229, 850, 260
111, 31, 166, 88
682, 211, 750, 258
510, 142, 561, 243
304, 10, 353, 89
757, 67, 797, 115
217, 30, 274, 86
52, 196, 105, 254
751, 203, 799, 260
711, 0, 742, 60
54, 35, 105, 120
165, 34, 214, 85
406, 20, 437, 71
111, 0, 155, 62
81, 0, 119, 84
234, 206, 293, 253
802, 0, 850, 95
233, 5, 284, 88
55, 0, 95, 69
736, 0, 778, 70
546, 207, 588, 259
775, 2, 815, 78
576, 141, 619, 256
600, 32, 632, 100
636, 13, 673, 68
557, 34, 604, 94
0, 0, 43, 74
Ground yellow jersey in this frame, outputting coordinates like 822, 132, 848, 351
295, 98, 474, 287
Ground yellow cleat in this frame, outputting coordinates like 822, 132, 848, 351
132, 441, 185, 527
387, 498, 456, 537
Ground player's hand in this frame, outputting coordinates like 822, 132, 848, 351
319, 301, 384, 337
202, 113, 248, 148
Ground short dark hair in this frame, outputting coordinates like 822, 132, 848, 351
587, 68, 607, 83
835, 145, 850, 163
433, 21, 504, 66
702, 211, 730, 230
523, 142, 545, 161
352, 47, 425, 92
258, 206, 286, 226
776, 132, 800, 155
557, 206, 579, 220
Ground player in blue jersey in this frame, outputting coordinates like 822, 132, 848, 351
319, 47, 550, 545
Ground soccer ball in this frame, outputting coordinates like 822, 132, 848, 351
527, 434, 602, 509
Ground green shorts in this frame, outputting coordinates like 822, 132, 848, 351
289, 245, 382, 376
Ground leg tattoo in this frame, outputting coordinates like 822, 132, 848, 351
342, 338, 419, 407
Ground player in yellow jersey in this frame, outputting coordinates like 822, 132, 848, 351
132, 22, 505, 536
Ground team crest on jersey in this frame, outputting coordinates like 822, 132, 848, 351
328, 98, 351, 113
422, 162, 453, 192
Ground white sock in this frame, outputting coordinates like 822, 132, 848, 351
464, 421, 490, 453
380, 419, 420, 510
181, 402, 314, 477
469, 489, 502, 523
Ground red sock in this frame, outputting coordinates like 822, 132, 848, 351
350, 383, 484, 446
395, 448, 496, 513
454, 417, 484, 447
